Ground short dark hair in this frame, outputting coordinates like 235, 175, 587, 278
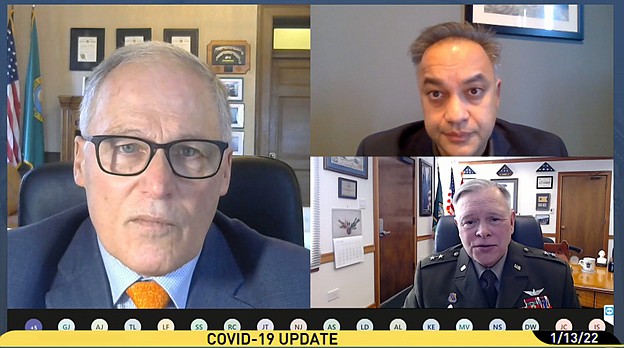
409, 22, 501, 70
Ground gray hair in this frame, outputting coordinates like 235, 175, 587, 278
409, 22, 501, 75
79, 41, 231, 143
453, 178, 512, 211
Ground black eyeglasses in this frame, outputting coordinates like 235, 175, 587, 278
84, 135, 229, 179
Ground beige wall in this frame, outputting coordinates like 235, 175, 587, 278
11, 5, 258, 154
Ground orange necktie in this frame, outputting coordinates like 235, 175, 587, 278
126, 281, 170, 309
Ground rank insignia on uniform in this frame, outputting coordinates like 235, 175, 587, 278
448, 292, 457, 303
430, 255, 436, 261
460, 264, 467, 272
437, 254, 444, 260
523, 288, 544, 296
514, 263, 522, 271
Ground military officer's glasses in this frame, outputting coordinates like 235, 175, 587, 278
85, 135, 229, 179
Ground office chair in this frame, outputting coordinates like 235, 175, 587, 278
18, 156, 304, 246
434, 215, 545, 253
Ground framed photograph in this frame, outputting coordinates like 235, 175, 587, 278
231, 131, 244, 156
230, 103, 244, 128
163, 29, 199, 56
491, 178, 519, 212
331, 209, 362, 238
535, 214, 550, 225
323, 157, 368, 179
419, 159, 433, 216
116, 28, 151, 49
207, 40, 251, 74
466, 5, 583, 40
220, 78, 244, 101
338, 177, 357, 200
536, 176, 553, 189
536, 193, 551, 211
70, 28, 105, 71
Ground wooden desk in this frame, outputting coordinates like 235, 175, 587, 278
570, 263, 614, 308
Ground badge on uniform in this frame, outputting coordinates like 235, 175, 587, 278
448, 292, 457, 304
523, 288, 544, 296
522, 295, 552, 309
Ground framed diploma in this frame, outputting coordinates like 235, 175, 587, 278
116, 28, 152, 49
338, 177, 357, 199
207, 40, 251, 74
163, 29, 199, 56
70, 28, 105, 71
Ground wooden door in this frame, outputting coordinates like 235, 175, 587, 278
557, 172, 611, 258
256, 5, 310, 206
267, 55, 310, 206
376, 157, 415, 304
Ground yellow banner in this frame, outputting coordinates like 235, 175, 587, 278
0, 330, 571, 347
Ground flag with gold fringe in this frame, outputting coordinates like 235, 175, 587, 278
22, 7, 45, 169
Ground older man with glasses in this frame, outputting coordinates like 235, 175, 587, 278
8, 41, 309, 309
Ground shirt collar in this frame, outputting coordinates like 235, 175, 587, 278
472, 249, 508, 285
97, 237, 201, 309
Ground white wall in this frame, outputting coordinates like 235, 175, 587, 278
436, 157, 614, 260
310, 157, 375, 308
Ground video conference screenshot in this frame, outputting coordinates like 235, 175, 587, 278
1, 2, 621, 347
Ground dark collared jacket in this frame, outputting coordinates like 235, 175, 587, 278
357, 119, 568, 156
403, 241, 580, 308
8, 204, 310, 309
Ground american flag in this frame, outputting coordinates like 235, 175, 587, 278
7, 13, 22, 167
446, 168, 455, 215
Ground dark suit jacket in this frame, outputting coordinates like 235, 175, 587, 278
357, 119, 568, 156
8, 204, 310, 309
403, 241, 580, 308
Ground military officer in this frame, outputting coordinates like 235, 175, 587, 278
403, 179, 580, 308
